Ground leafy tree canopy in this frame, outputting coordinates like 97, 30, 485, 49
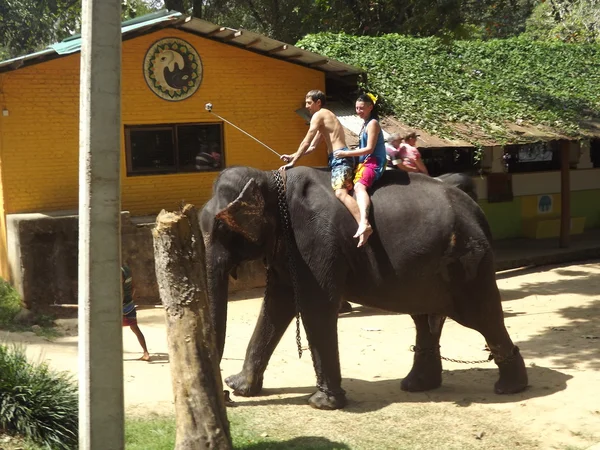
523, 0, 600, 44
298, 33, 600, 143
0, 0, 156, 59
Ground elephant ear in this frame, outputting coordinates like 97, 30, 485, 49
215, 178, 265, 243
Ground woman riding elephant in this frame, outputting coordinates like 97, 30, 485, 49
200, 166, 528, 410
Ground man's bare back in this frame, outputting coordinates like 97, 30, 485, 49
312, 108, 347, 153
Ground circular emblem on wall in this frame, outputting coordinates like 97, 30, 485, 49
144, 37, 203, 101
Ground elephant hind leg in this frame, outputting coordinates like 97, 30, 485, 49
451, 287, 528, 395
401, 314, 445, 392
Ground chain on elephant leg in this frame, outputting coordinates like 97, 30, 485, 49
309, 384, 347, 410
489, 344, 529, 395
401, 345, 443, 392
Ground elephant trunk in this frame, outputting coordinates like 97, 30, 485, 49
205, 244, 231, 361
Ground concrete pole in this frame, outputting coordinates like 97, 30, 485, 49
78, 1, 124, 449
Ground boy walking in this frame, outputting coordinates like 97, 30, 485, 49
122, 265, 150, 362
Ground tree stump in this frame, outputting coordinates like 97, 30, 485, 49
152, 204, 232, 450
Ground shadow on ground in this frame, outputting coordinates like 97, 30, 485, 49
229, 365, 570, 413
500, 270, 600, 301
518, 299, 600, 370
238, 436, 350, 449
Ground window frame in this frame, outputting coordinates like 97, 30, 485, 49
503, 141, 561, 174
124, 122, 225, 176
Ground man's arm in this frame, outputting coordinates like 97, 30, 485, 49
280, 113, 321, 168
334, 120, 379, 158
305, 131, 322, 155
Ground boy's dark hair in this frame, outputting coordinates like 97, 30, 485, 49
306, 90, 326, 106
357, 93, 379, 120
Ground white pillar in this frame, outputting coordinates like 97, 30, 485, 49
491, 145, 505, 173
78, 0, 124, 449
578, 139, 594, 169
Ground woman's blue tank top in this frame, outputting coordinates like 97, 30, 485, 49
359, 118, 387, 180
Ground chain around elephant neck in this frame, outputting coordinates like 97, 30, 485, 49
272, 169, 303, 359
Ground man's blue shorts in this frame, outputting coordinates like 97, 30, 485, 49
328, 150, 355, 191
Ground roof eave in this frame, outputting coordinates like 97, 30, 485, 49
0, 11, 363, 79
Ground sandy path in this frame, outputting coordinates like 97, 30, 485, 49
4, 260, 600, 449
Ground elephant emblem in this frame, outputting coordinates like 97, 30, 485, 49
200, 167, 528, 410
144, 38, 202, 101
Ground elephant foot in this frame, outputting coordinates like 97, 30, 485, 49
225, 371, 263, 397
308, 387, 347, 410
494, 346, 528, 394
401, 346, 442, 392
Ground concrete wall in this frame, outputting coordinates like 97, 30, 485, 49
473, 143, 600, 240
6, 211, 264, 310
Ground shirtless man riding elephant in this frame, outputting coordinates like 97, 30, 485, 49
280, 90, 376, 247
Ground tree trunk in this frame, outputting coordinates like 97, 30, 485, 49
192, 0, 203, 18
152, 204, 232, 450
165, 0, 187, 14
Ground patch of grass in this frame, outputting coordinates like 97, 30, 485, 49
125, 413, 350, 449
0, 280, 22, 326
0, 278, 61, 340
0, 344, 78, 449
125, 416, 175, 450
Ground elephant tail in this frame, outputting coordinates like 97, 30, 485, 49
435, 173, 477, 203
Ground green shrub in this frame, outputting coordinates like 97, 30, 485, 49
0, 280, 22, 326
0, 344, 78, 449
297, 33, 600, 144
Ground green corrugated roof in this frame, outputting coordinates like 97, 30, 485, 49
0, 10, 182, 69
51, 10, 182, 55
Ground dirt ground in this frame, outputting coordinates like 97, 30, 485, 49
3, 260, 600, 449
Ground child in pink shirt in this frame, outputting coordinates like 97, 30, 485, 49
395, 130, 429, 175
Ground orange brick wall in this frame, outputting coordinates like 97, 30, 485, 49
0, 28, 327, 279
0, 28, 326, 216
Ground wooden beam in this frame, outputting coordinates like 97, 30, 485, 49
267, 44, 288, 54
223, 31, 243, 42
285, 53, 304, 60
244, 37, 262, 47
560, 140, 571, 248
309, 59, 329, 67
206, 27, 226, 37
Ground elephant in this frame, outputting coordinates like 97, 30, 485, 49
199, 166, 528, 410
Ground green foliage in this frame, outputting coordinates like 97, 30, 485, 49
0, 0, 161, 58
154, 0, 538, 44
0, 280, 22, 326
0, 344, 78, 449
298, 33, 600, 143
523, 0, 600, 44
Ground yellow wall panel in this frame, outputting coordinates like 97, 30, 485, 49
0, 28, 327, 218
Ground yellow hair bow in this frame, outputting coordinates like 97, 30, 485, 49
366, 93, 378, 104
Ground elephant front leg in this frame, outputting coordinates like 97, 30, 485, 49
301, 300, 347, 410
401, 314, 445, 392
225, 282, 295, 397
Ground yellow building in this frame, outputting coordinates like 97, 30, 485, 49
0, 11, 362, 282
